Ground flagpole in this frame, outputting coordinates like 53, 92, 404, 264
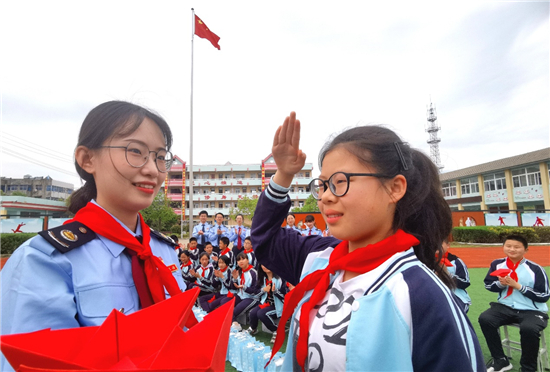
187, 8, 195, 239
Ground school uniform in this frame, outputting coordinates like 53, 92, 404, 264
194, 264, 217, 294
202, 266, 236, 313
229, 225, 249, 254
192, 222, 212, 250
180, 259, 196, 287
243, 248, 258, 269
479, 257, 549, 371
218, 247, 235, 268
249, 276, 287, 332
0, 201, 186, 372
302, 226, 323, 236
207, 223, 229, 253
220, 265, 260, 321
446, 252, 472, 313
250, 180, 485, 372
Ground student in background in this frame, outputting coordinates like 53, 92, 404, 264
203, 242, 218, 268
229, 214, 249, 257
479, 235, 549, 372
179, 250, 196, 288
440, 239, 472, 313
192, 210, 211, 252
220, 252, 259, 331
191, 252, 217, 297
200, 255, 235, 313
185, 237, 200, 262
301, 214, 322, 236
218, 236, 234, 268
243, 237, 258, 269
245, 265, 287, 344
208, 212, 229, 254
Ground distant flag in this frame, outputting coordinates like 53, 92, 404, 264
194, 14, 220, 50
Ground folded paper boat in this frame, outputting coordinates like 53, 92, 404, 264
1, 287, 234, 372
490, 268, 512, 277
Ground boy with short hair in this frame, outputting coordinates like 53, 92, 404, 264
301, 214, 322, 236
479, 235, 549, 372
203, 242, 218, 268
218, 236, 234, 268
185, 237, 199, 262
243, 237, 258, 269
192, 210, 211, 252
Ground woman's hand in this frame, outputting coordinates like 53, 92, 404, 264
272, 112, 306, 188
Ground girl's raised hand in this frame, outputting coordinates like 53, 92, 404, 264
272, 112, 306, 187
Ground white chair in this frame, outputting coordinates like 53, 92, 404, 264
500, 323, 549, 372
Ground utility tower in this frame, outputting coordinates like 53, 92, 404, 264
425, 102, 443, 171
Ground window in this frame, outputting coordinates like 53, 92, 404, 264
225, 203, 230, 208
218, 203, 223, 208
298, 187, 304, 193
218, 188, 223, 194
210, 188, 215, 193
299, 201, 304, 207
9, 185, 18, 191
460, 177, 479, 195
441, 182, 456, 197
225, 174, 231, 179
242, 187, 247, 193
234, 203, 238, 208
194, 203, 199, 209
211, 174, 215, 179
512, 166, 541, 188
236, 173, 245, 179
235, 188, 241, 194
218, 174, 224, 179
484, 172, 506, 191
305, 172, 310, 178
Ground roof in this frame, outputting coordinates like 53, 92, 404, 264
439, 147, 550, 181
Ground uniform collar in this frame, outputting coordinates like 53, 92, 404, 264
91, 199, 142, 258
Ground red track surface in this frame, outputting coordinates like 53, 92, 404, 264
450, 245, 550, 268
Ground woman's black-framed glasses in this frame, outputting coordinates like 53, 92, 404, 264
309, 172, 391, 200
100, 142, 174, 173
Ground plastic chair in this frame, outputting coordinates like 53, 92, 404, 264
500, 323, 549, 372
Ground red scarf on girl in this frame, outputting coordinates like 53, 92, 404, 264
199, 266, 209, 277
240, 265, 253, 286
268, 229, 419, 371
68, 202, 181, 305
505, 257, 521, 298
440, 252, 453, 267
180, 260, 193, 269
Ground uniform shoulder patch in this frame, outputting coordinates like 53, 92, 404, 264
38, 221, 97, 254
150, 229, 178, 248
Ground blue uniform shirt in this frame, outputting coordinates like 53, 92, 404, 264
302, 226, 323, 236
1, 202, 186, 371
208, 223, 229, 246
192, 222, 212, 246
228, 225, 249, 248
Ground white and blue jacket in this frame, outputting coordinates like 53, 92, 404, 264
251, 181, 485, 372
214, 267, 235, 296
484, 257, 549, 312
233, 266, 260, 300
259, 276, 286, 318
447, 252, 472, 309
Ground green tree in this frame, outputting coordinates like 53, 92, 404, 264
141, 192, 178, 232
292, 194, 320, 213
10, 191, 27, 197
229, 196, 259, 221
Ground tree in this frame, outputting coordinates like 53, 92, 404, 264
292, 194, 320, 213
10, 191, 27, 197
141, 192, 178, 232
229, 196, 259, 221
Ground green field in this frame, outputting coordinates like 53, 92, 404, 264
225, 267, 550, 371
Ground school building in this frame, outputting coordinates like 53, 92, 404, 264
164, 154, 314, 222
440, 147, 550, 213
0, 175, 74, 201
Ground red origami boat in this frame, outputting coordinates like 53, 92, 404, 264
1, 287, 233, 372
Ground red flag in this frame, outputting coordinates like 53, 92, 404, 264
194, 14, 220, 50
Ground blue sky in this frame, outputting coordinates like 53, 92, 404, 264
1, 1, 548, 187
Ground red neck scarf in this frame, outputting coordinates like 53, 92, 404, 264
240, 265, 253, 286
505, 257, 521, 298
69, 202, 181, 305
268, 229, 419, 371
199, 266, 209, 277
219, 266, 228, 273
440, 252, 453, 267
237, 227, 242, 249
220, 247, 231, 256
181, 260, 193, 268
244, 248, 253, 254
189, 246, 198, 251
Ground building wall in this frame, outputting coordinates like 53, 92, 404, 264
164, 156, 314, 220
0, 176, 74, 200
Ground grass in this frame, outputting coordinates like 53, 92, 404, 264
224, 267, 550, 372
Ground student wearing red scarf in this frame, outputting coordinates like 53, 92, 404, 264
479, 235, 549, 372
440, 239, 472, 313
251, 112, 484, 372
1, 101, 186, 371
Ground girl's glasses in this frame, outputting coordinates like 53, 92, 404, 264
100, 142, 174, 173
309, 171, 391, 200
